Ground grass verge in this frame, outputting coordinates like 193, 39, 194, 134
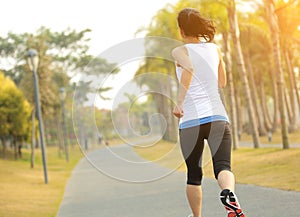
0, 145, 83, 217
240, 129, 300, 145
134, 141, 300, 192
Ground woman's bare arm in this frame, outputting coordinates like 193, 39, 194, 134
172, 46, 194, 105
171, 46, 194, 118
217, 47, 227, 88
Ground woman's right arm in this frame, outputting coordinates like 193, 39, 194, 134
217, 47, 227, 88
171, 46, 194, 118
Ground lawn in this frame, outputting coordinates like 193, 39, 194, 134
134, 140, 300, 192
240, 129, 300, 145
0, 145, 83, 217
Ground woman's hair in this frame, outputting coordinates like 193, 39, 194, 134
177, 8, 216, 42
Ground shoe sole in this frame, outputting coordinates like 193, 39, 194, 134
220, 190, 245, 217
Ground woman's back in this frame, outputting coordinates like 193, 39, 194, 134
175, 42, 228, 127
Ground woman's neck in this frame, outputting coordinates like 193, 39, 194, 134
183, 36, 200, 44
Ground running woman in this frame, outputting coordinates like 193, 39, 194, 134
172, 8, 245, 217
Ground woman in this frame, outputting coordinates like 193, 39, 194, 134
172, 8, 245, 217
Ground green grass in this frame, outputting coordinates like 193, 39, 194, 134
206, 147, 300, 191
134, 141, 300, 192
0, 145, 83, 217
240, 129, 300, 145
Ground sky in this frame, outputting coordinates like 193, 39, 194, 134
0, 0, 179, 109
0, 0, 177, 53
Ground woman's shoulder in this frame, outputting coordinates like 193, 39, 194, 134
202, 42, 221, 55
205, 42, 219, 48
172, 45, 188, 59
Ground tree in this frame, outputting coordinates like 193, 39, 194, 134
226, 0, 261, 148
0, 72, 31, 159
265, 0, 290, 149
135, 4, 183, 142
239, 22, 272, 136
137, 0, 300, 148
197, 0, 260, 148
197, 0, 240, 149
277, 0, 300, 131
0, 27, 119, 152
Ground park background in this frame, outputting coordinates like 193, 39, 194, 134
0, 0, 300, 216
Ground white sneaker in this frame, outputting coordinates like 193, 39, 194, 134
187, 214, 194, 217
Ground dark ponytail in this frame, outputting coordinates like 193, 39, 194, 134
177, 8, 216, 42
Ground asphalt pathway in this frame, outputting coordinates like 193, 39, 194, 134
57, 144, 300, 217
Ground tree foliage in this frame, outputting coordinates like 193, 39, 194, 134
136, 0, 300, 146
0, 72, 31, 158
0, 27, 120, 155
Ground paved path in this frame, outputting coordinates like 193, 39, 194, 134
57, 145, 300, 217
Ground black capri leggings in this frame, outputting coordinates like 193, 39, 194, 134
179, 121, 232, 186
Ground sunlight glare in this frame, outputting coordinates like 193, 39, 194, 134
137, 95, 148, 104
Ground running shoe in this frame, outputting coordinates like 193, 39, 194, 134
220, 189, 245, 217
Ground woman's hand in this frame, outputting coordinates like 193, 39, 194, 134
173, 104, 184, 118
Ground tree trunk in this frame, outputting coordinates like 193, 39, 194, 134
153, 92, 167, 140
245, 52, 267, 136
265, 0, 289, 149
36, 137, 40, 149
284, 84, 292, 127
1, 138, 6, 159
268, 68, 279, 132
152, 75, 177, 142
161, 82, 169, 141
222, 32, 239, 150
167, 71, 178, 142
13, 138, 18, 160
235, 90, 243, 140
259, 81, 273, 131
18, 139, 23, 158
227, 0, 260, 148
56, 116, 63, 157
284, 49, 299, 131
44, 119, 50, 146
31, 109, 35, 168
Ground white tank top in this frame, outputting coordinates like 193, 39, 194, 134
175, 43, 229, 129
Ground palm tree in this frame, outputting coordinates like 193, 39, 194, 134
223, 32, 239, 150
265, 0, 290, 149
184, 0, 240, 149
239, 18, 273, 136
244, 45, 267, 136
197, 0, 261, 147
277, 0, 300, 131
135, 6, 181, 142
227, 0, 261, 148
